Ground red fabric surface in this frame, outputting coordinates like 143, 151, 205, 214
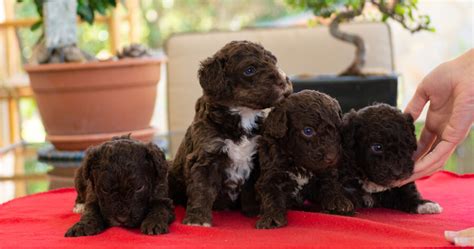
0, 171, 473, 248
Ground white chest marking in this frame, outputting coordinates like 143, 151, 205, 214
230, 107, 268, 133
289, 172, 312, 197
222, 136, 259, 201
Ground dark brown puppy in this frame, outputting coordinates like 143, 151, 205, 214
65, 135, 175, 237
340, 103, 442, 214
169, 41, 293, 226
255, 90, 354, 229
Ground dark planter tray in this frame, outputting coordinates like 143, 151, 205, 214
290, 74, 398, 113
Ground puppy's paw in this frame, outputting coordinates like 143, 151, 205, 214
416, 202, 443, 214
141, 219, 169, 235
182, 215, 212, 227
65, 222, 105, 237
362, 194, 375, 208
72, 203, 85, 214
255, 214, 287, 229
321, 195, 355, 215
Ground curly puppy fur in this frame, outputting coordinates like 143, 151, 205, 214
65, 135, 175, 237
255, 90, 354, 229
168, 41, 293, 226
340, 103, 442, 214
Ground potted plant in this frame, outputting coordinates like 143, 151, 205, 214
286, 0, 433, 112
18, 0, 163, 151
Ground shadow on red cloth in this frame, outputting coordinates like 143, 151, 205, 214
0, 171, 472, 248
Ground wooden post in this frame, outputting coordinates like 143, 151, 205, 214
126, 0, 141, 44
108, 8, 121, 54
0, 102, 6, 147
4, 0, 21, 77
3, 0, 22, 145
7, 96, 20, 144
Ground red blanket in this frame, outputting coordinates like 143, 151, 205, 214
0, 171, 472, 248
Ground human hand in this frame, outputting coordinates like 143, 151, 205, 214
445, 227, 474, 246
394, 49, 474, 186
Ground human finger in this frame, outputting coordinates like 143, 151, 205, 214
404, 87, 429, 121
413, 140, 456, 174
413, 127, 437, 161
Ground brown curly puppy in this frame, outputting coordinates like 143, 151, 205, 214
340, 103, 442, 214
255, 90, 354, 229
65, 135, 175, 237
169, 41, 293, 227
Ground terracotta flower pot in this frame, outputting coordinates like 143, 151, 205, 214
25, 58, 163, 151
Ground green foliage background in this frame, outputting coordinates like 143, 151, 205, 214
15, 0, 298, 57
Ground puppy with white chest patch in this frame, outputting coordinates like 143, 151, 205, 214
255, 90, 354, 229
168, 41, 293, 226
339, 103, 442, 214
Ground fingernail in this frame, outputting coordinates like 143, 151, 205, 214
454, 237, 473, 246
444, 231, 459, 241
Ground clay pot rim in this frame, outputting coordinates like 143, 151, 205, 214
46, 127, 156, 142
46, 127, 157, 151
24, 57, 167, 73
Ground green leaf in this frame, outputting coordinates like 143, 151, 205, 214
77, 4, 95, 24
34, 0, 43, 17
407, 8, 414, 20
95, 0, 107, 15
428, 27, 436, 32
381, 13, 389, 22
30, 20, 42, 31
394, 4, 406, 15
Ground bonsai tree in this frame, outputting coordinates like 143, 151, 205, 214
17, 0, 146, 64
16, 0, 120, 63
287, 0, 434, 75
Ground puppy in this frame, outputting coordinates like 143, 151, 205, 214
340, 103, 442, 214
169, 41, 293, 226
65, 135, 175, 237
255, 90, 354, 229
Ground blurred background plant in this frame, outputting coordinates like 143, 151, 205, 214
286, 0, 434, 75
15, 0, 298, 61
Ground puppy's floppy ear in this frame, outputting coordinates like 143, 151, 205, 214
403, 113, 418, 150
342, 109, 360, 149
81, 145, 101, 184
263, 103, 288, 138
198, 55, 231, 100
145, 142, 167, 179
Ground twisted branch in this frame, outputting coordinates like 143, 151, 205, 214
329, 1, 366, 76
370, 0, 431, 33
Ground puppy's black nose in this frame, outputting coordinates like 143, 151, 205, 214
116, 216, 127, 224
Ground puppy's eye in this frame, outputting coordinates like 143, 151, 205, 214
370, 143, 384, 154
243, 66, 256, 77
302, 127, 315, 137
135, 185, 145, 193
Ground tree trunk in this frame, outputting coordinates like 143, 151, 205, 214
36, 0, 93, 64
43, 0, 77, 49
329, 2, 366, 76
